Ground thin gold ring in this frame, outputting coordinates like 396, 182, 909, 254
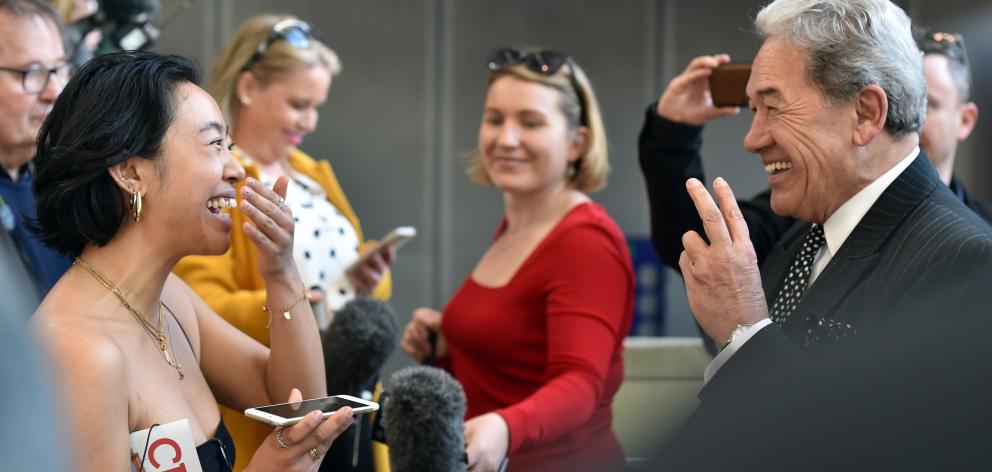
308, 447, 321, 461
275, 429, 290, 449
275, 196, 286, 209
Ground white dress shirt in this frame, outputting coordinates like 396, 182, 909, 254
703, 147, 920, 383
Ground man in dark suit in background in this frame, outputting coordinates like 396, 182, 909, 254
915, 27, 989, 220
667, 0, 992, 402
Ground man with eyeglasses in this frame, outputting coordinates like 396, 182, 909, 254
0, 0, 71, 319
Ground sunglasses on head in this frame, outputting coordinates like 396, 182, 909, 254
917, 29, 968, 62
243, 19, 314, 71
487, 48, 572, 75
486, 48, 587, 125
928, 31, 963, 45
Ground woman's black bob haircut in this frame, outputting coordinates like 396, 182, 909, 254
32, 51, 201, 257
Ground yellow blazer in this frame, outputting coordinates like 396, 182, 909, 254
174, 148, 391, 470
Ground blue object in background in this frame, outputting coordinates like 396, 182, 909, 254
627, 237, 667, 336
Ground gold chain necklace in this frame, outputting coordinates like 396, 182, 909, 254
75, 258, 184, 381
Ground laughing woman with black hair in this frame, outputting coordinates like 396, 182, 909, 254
30, 51, 351, 472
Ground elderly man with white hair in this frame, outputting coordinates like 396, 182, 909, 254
673, 0, 992, 402
636, 2, 992, 468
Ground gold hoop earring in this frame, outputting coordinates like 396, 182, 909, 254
129, 191, 143, 222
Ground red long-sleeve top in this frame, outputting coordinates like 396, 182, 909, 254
440, 202, 634, 471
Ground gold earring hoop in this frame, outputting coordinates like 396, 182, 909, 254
129, 190, 143, 222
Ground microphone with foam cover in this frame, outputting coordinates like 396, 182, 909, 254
319, 297, 400, 472
384, 366, 467, 472
321, 296, 400, 396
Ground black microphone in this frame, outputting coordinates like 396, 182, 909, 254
321, 296, 400, 396
384, 366, 467, 472
320, 297, 399, 472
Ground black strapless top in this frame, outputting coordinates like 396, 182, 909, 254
196, 419, 236, 472
160, 305, 235, 470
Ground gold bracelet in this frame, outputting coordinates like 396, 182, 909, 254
263, 286, 308, 328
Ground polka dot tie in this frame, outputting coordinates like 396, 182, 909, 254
769, 224, 826, 325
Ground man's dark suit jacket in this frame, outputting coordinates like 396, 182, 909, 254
704, 150, 992, 391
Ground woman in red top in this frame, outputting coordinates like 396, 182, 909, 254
401, 48, 634, 472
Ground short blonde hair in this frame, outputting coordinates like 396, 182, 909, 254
208, 13, 341, 122
466, 54, 609, 193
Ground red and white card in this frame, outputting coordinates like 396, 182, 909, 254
128, 419, 203, 472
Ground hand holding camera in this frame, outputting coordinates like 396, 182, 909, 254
657, 54, 747, 126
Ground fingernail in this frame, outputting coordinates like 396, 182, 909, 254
715, 177, 727, 186
247, 177, 256, 186
686, 178, 701, 188
241, 201, 251, 210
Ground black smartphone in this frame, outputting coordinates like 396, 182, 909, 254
710, 63, 752, 107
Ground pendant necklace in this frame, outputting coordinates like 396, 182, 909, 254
75, 258, 184, 380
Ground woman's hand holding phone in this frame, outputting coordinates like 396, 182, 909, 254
346, 226, 415, 293
346, 244, 395, 293
246, 388, 354, 472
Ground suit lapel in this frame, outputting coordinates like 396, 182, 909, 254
792, 153, 940, 320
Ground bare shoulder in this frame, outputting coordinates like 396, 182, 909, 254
32, 304, 127, 387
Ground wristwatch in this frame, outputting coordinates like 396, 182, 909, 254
722, 323, 755, 350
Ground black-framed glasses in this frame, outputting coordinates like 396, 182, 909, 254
0, 62, 70, 94
486, 48, 587, 125
243, 19, 314, 71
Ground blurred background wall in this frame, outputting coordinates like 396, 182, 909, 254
149, 0, 992, 376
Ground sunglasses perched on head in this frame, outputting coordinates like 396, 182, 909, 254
243, 19, 314, 71
917, 29, 968, 63
928, 31, 963, 45
486, 48, 587, 125
487, 48, 572, 75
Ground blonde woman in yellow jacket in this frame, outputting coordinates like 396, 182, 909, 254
174, 14, 393, 472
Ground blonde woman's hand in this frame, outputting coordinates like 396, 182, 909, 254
246, 388, 354, 472
240, 176, 298, 281
400, 308, 446, 363
346, 245, 395, 293
465, 413, 509, 472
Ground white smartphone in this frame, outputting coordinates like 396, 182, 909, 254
244, 395, 379, 427
347, 226, 417, 272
